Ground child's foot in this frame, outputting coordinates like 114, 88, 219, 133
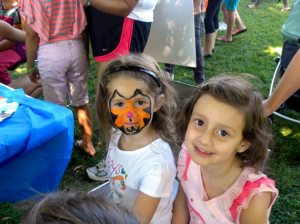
75, 139, 96, 156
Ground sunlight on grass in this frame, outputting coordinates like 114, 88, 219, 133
264, 46, 282, 57
280, 127, 293, 136
15, 67, 26, 74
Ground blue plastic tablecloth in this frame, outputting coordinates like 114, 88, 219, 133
0, 84, 74, 202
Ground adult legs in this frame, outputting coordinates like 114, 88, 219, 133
193, 14, 205, 84
221, 0, 245, 41
281, 0, 290, 11
164, 64, 175, 80
248, 0, 262, 8
203, 0, 222, 56
234, 11, 246, 31
224, 10, 236, 41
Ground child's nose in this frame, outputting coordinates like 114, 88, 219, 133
199, 130, 213, 146
127, 111, 134, 119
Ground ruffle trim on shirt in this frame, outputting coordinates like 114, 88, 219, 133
177, 143, 191, 181
229, 177, 278, 222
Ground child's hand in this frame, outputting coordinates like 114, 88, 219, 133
28, 68, 40, 83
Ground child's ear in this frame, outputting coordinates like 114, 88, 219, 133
237, 140, 251, 153
154, 94, 165, 112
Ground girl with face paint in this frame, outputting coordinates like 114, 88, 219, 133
88, 53, 178, 224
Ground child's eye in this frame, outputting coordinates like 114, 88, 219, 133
196, 119, 205, 126
136, 100, 145, 106
114, 102, 124, 107
217, 130, 228, 137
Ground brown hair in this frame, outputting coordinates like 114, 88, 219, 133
21, 191, 139, 224
96, 53, 178, 150
177, 74, 272, 171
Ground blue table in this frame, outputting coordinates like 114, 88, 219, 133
0, 84, 74, 202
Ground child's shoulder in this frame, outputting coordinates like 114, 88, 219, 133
229, 168, 278, 206
228, 168, 279, 221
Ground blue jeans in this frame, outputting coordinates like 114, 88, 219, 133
165, 14, 205, 84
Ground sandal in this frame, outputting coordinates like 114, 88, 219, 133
216, 36, 232, 43
232, 28, 247, 36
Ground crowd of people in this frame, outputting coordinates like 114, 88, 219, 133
1, 0, 299, 223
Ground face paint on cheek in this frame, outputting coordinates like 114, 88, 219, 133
109, 89, 153, 135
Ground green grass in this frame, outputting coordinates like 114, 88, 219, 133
1, 0, 300, 223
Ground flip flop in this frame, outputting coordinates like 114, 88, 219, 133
216, 36, 232, 43
232, 28, 247, 36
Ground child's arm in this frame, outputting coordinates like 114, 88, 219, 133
239, 192, 272, 224
0, 23, 24, 51
263, 49, 300, 116
172, 184, 189, 224
133, 191, 161, 224
0, 21, 25, 42
21, 18, 40, 82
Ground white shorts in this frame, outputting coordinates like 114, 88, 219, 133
37, 39, 89, 107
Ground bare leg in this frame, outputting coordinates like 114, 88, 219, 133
221, 3, 228, 24
212, 31, 218, 50
75, 104, 96, 156
234, 11, 246, 30
203, 33, 215, 55
225, 10, 235, 41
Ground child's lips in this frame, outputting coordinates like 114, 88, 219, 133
194, 146, 214, 156
124, 122, 138, 126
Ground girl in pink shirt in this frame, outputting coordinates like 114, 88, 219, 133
172, 75, 278, 224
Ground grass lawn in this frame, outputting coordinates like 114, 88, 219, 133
1, 0, 300, 223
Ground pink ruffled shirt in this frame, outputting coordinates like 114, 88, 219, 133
177, 144, 278, 224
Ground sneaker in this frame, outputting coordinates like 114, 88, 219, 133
218, 21, 227, 31
280, 6, 291, 11
248, 3, 258, 9
86, 160, 108, 181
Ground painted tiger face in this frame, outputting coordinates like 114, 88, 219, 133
109, 89, 152, 135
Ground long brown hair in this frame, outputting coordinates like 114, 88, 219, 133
96, 53, 178, 150
177, 74, 272, 171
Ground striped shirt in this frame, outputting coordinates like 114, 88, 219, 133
18, 0, 86, 45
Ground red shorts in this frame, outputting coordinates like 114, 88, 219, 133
87, 7, 151, 62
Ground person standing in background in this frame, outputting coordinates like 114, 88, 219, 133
165, 0, 206, 85
19, 0, 96, 156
